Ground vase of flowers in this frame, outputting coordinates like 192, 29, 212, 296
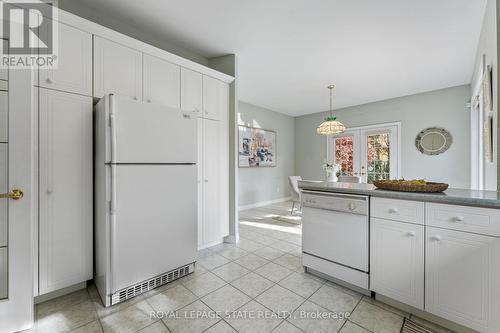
322, 161, 341, 182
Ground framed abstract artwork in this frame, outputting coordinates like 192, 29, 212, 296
238, 125, 276, 167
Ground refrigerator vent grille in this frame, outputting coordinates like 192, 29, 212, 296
111, 263, 194, 305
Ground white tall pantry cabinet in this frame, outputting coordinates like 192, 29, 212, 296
34, 9, 233, 297
38, 89, 93, 294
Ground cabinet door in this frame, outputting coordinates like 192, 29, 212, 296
426, 227, 500, 332
202, 119, 229, 245
39, 21, 92, 96
94, 36, 142, 100
197, 118, 203, 248
39, 88, 93, 294
370, 218, 424, 309
181, 67, 202, 115
143, 54, 180, 108
203, 76, 225, 120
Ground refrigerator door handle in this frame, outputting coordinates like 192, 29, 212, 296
109, 95, 118, 215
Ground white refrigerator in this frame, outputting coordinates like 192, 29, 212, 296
94, 94, 198, 307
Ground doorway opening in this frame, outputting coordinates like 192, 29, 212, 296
327, 122, 401, 183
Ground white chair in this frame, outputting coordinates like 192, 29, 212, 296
338, 175, 362, 183
288, 176, 302, 215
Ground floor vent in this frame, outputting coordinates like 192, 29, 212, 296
401, 318, 436, 333
111, 263, 194, 305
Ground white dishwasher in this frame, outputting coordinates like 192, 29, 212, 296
302, 191, 370, 290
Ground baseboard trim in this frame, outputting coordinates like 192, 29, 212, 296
34, 281, 87, 304
238, 197, 292, 211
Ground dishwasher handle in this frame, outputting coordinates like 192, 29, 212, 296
302, 191, 368, 215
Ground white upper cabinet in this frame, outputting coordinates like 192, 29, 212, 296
370, 218, 424, 309
203, 76, 228, 121
94, 36, 142, 100
38, 88, 93, 294
181, 67, 202, 115
143, 54, 180, 108
39, 21, 92, 96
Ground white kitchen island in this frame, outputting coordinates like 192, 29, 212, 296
299, 180, 500, 333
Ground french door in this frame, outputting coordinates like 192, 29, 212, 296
329, 123, 400, 183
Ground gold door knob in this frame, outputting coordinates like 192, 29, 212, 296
0, 189, 24, 200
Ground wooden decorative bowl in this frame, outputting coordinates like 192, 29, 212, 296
373, 180, 449, 193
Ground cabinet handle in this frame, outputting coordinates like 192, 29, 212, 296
406, 231, 416, 237
431, 235, 442, 242
388, 208, 399, 213
45, 78, 53, 84
452, 216, 464, 222
133, 96, 138, 101
46, 188, 53, 195
348, 202, 356, 211
147, 99, 152, 103
204, 179, 208, 183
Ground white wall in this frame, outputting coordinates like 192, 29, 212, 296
295, 85, 471, 189
471, 0, 498, 191
238, 102, 295, 207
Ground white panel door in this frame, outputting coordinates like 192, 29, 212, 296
0, 59, 36, 333
197, 118, 204, 248
425, 227, 500, 332
370, 218, 424, 309
94, 36, 142, 100
111, 165, 197, 292
181, 67, 202, 115
39, 88, 93, 294
202, 119, 229, 245
143, 54, 180, 108
0, 247, 6, 299
39, 21, 92, 96
0, 91, 7, 142
0, 145, 6, 248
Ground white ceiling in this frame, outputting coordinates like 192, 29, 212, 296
64, 0, 487, 116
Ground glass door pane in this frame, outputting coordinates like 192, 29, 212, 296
330, 130, 360, 177
334, 136, 354, 175
360, 125, 399, 184
366, 133, 391, 183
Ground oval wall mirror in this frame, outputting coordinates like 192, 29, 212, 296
415, 127, 452, 155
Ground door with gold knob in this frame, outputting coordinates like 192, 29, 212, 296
0, 41, 36, 332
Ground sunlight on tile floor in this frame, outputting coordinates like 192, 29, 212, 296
28, 201, 455, 333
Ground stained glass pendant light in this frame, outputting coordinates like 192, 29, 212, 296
316, 85, 346, 135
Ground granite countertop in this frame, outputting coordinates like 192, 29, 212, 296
298, 180, 500, 209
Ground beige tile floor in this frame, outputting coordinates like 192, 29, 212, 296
29, 201, 456, 333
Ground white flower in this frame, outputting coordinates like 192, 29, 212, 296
322, 162, 341, 172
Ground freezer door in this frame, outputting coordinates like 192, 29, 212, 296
108, 95, 197, 164
110, 164, 197, 293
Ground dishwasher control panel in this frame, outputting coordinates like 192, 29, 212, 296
302, 191, 368, 215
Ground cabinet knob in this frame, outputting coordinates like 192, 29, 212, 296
388, 208, 399, 213
406, 231, 416, 237
133, 96, 138, 100
348, 202, 356, 211
46, 188, 53, 194
431, 235, 442, 242
147, 99, 152, 103
204, 179, 208, 183
45, 78, 53, 84
452, 216, 464, 222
